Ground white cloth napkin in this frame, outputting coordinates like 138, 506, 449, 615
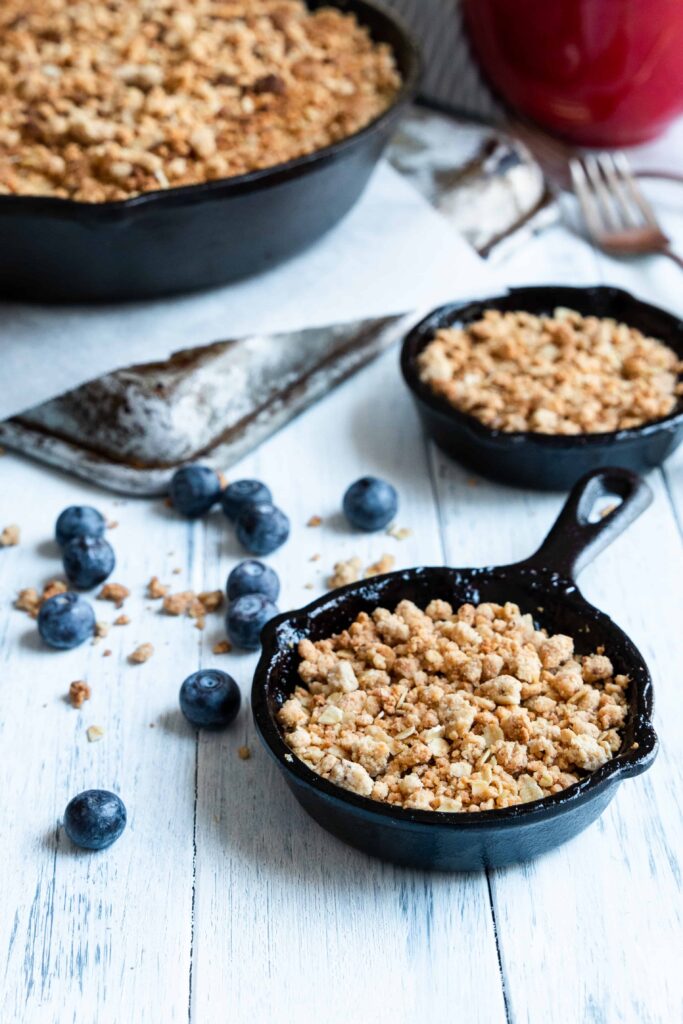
0, 163, 496, 421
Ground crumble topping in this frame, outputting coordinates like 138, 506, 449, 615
129, 642, 154, 664
213, 640, 233, 655
0, 524, 20, 547
86, 724, 105, 742
327, 553, 396, 589
0, 0, 401, 201
147, 575, 169, 599
277, 598, 629, 812
98, 582, 130, 607
69, 680, 91, 708
418, 307, 683, 434
15, 578, 67, 617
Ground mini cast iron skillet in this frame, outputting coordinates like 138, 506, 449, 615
252, 468, 658, 871
0, 0, 420, 302
401, 285, 683, 490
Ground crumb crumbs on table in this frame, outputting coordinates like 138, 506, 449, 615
0, 524, 20, 547
129, 642, 154, 664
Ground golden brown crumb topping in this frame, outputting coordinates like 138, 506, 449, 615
277, 599, 629, 812
69, 680, 91, 708
129, 641, 154, 664
0, 524, 21, 547
0, 0, 400, 201
418, 307, 683, 435
98, 582, 130, 607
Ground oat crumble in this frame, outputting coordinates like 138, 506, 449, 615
69, 680, 91, 708
213, 639, 232, 655
129, 642, 154, 664
15, 578, 67, 617
418, 307, 683, 434
86, 724, 104, 742
0, 524, 20, 547
0, 0, 400, 202
327, 553, 396, 589
277, 598, 629, 812
147, 575, 169, 599
98, 582, 130, 607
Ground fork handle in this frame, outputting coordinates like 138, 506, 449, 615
663, 246, 683, 271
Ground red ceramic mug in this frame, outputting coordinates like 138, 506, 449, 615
463, 0, 683, 147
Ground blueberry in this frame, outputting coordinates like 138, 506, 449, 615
169, 464, 221, 518
64, 790, 127, 851
179, 669, 241, 729
221, 479, 272, 522
227, 560, 280, 602
226, 594, 279, 650
62, 536, 115, 590
55, 506, 105, 547
343, 476, 398, 532
38, 592, 95, 649
236, 502, 289, 556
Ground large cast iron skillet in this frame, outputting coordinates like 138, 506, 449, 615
0, 0, 420, 302
401, 285, 683, 490
253, 468, 658, 871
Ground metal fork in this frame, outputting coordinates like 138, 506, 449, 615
570, 152, 683, 270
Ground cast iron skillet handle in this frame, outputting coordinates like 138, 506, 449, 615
523, 468, 653, 580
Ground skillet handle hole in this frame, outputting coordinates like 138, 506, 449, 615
584, 493, 624, 525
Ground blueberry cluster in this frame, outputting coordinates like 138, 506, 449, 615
39, 504, 117, 650
225, 560, 280, 651
168, 466, 290, 557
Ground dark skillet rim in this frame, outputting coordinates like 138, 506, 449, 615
0, 0, 420, 218
401, 285, 683, 448
251, 565, 659, 830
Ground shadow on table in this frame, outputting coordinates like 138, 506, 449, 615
193, 724, 476, 890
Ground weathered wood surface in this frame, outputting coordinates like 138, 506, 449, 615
2, 188, 683, 1024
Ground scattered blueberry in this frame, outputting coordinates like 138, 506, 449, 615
62, 535, 115, 590
38, 592, 96, 649
169, 464, 222, 518
227, 560, 280, 602
226, 594, 279, 650
343, 476, 398, 532
55, 506, 105, 548
221, 479, 272, 522
236, 502, 289, 556
179, 669, 241, 729
64, 790, 127, 851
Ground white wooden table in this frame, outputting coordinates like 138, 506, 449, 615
2, 176, 683, 1024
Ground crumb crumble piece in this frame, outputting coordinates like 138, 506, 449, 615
327, 557, 362, 589
365, 553, 395, 577
0, 524, 20, 547
15, 579, 67, 618
114, 614, 130, 626
86, 725, 104, 743
129, 642, 154, 664
212, 640, 232, 655
387, 525, 412, 541
307, 515, 323, 527
69, 680, 91, 708
147, 576, 169, 599
237, 745, 251, 761
98, 582, 130, 608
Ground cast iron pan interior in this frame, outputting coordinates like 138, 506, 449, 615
401, 285, 683, 491
252, 467, 658, 869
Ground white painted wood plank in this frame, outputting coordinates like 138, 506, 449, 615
190, 350, 508, 1024
0, 457, 197, 1023
430, 449, 683, 1024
